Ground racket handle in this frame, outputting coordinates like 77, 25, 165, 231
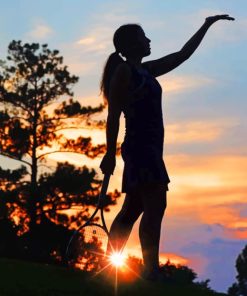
97, 173, 111, 207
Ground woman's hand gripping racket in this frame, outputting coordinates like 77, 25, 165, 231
65, 173, 112, 268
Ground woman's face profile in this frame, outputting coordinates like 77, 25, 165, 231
126, 28, 151, 58
134, 28, 151, 57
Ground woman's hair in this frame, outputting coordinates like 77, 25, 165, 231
99, 23, 142, 105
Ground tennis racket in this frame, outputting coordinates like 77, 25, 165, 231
65, 173, 112, 270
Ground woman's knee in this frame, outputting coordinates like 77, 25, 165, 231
140, 183, 167, 210
140, 211, 164, 232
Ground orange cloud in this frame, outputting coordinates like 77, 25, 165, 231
159, 75, 214, 94
233, 229, 247, 239
120, 246, 190, 268
165, 154, 247, 207
166, 154, 246, 180
75, 26, 112, 54
162, 154, 247, 243
166, 120, 229, 144
159, 252, 189, 266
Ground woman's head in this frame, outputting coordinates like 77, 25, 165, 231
113, 24, 151, 58
100, 23, 151, 104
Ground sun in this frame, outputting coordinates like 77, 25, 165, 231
110, 252, 126, 267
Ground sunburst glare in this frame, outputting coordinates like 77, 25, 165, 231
110, 252, 126, 267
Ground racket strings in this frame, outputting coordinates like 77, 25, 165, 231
83, 225, 109, 252
66, 175, 111, 270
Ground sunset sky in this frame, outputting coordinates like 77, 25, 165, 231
0, 0, 247, 293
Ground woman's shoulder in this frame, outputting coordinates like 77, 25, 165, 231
113, 62, 132, 80
111, 62, 133, 88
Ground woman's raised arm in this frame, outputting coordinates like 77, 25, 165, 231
143, 14, 235, 77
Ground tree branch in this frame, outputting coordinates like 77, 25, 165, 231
54, 126, 95, 132
37, 150, 85, 160
37, 115, 88, 126
10, 101, 33, 117
0, 152, 32, 167
9, 116, 30, 123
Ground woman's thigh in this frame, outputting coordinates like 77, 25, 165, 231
138, 183, 167, 217
118, 188, 144, 223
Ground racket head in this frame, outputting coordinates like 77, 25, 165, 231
66, 174, 112, 270
66, 223, 109, 271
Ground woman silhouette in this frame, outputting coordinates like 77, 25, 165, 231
99, 14, 234, 280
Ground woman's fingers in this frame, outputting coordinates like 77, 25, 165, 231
206, 14, 235, 24
226, 16, 235, 20
219, 14, 235, 20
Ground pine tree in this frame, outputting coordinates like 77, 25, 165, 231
0, 41, 120, 262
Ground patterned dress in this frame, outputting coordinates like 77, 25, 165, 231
121, 61, 170, 193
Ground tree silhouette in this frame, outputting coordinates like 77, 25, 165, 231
119, 255, 215, 292
228, 244, 247, 296
0, 41, 121, 263
0, 166, 28, 258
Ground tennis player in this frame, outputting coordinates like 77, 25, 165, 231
99, 14, 234, 280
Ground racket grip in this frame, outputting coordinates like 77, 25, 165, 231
97, 173, 111, 207
101, 173, 111, 195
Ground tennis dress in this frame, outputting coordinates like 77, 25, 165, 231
121, 61, 170, 193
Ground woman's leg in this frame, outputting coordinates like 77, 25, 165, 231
106, 187, 143, 255
139, 183, 167, 273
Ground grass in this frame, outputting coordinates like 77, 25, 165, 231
0, 257, 228, 296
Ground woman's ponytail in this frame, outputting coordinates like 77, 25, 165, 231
100, 51, 124, 106
100, 23, 142, 106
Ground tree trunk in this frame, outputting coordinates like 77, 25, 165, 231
28, 97, 39, 260
29, 158, 37, 233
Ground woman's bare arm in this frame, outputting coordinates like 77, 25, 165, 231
143, 14, 235, 77
105, 63, 131, 155
99, 63, 132, 175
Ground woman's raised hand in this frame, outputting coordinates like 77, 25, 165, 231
205, 14, 235, 25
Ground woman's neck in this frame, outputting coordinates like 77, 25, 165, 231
126, 56, 143, 69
